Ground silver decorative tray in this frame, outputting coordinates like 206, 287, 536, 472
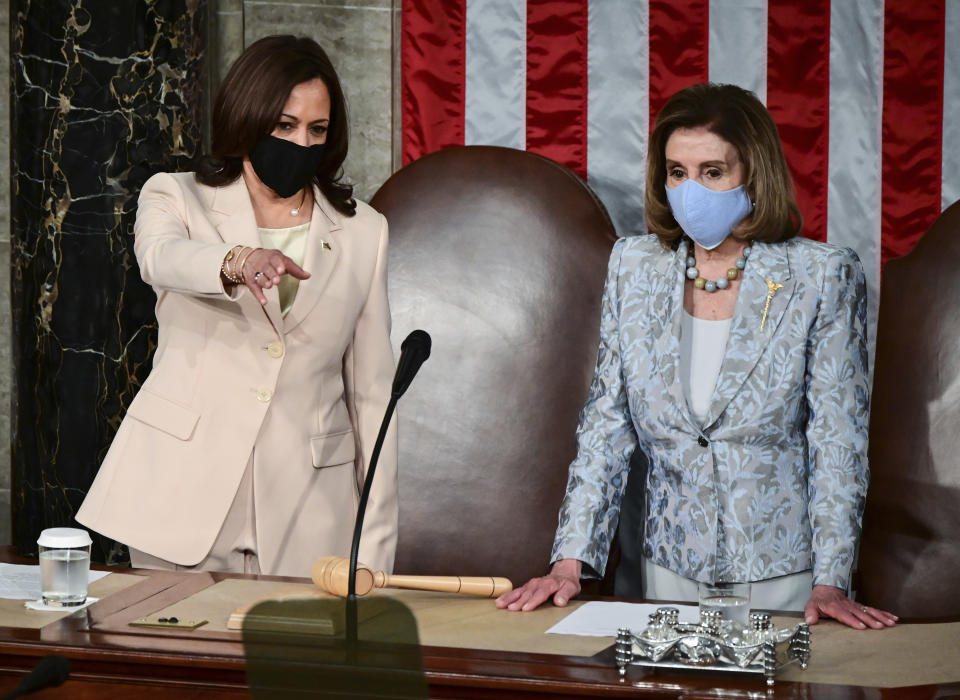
614, 607, 811, 686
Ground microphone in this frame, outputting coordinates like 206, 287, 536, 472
347, 331, 432, 606
1, 656, 70, 699
391, 330, 431, 399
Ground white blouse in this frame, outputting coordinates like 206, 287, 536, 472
679, 309, 731, 426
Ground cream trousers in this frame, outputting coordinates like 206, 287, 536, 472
130, 455, 260, 575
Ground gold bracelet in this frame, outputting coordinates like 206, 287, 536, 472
231, 246, 251, 282
237, 246, 258, 283
231, 246, 249, 284
221, 245, 244, 284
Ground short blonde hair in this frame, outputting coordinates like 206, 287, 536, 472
645, 83, 802, 249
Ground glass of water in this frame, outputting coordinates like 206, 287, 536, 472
37, 528, 93, 607
698, 581, 751, 629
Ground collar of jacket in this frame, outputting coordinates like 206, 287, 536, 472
206, 177, 344, 336
650, 237, 797, 433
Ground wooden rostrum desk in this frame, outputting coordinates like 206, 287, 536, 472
1, 562, 958, 698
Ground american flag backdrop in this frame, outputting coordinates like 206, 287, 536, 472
400, 0, 959, 356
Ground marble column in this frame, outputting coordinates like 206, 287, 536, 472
1, 0, 13, 546
10, 0, 208, 563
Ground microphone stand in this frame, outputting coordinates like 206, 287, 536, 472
344, 330, 430, 655
346, 394, 398, 651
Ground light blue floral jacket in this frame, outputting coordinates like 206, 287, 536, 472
551, 234, 870, 590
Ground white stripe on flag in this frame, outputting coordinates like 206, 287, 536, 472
827, 0, 884, 367
708, 0, 767, 102
587, 0, 649, 237
464, 0, 526, 149
943, 0, 960, 211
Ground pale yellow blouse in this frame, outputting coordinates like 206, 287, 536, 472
258, 221, 311, 316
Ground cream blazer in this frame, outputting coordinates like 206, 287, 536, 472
76, 172, 398, 576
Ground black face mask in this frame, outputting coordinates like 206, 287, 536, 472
248, 135, 327, 198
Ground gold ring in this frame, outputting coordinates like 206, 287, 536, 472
861, 606, 868, 613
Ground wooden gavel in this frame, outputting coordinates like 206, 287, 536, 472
311, 556, 513, 599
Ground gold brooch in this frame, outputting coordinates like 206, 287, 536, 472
760, 280, 784, 331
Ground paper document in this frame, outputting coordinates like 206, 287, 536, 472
0, 563, 111, 600
546, 601, 697, 637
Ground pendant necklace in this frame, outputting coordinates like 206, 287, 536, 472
290, 189, 307, 216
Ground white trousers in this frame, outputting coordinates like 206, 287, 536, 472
640, 556, 813, 611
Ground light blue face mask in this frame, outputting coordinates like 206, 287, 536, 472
665, 180, 754, 250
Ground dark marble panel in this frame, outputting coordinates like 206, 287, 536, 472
1, 0, 14, 542
0, 240, 11, 501
11, 0, 207, 563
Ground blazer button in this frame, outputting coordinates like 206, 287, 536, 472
256, 389, 272, 403
697, 436, 709, 447
266, 342, 284, 358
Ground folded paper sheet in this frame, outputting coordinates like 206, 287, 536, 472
545, 601, 698, 637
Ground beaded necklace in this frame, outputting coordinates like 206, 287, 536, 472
685, 239, 752, 292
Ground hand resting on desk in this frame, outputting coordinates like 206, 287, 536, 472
495, 559, 582, 612
498, 560, 900, 632
805, 585, 897, 630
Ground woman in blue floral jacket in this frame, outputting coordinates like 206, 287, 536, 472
497, 84, 896, 630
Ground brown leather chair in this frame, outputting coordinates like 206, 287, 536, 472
371, 146, 617, 586
858, 200, 960, 618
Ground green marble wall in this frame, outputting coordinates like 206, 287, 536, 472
9, 0, 208, 561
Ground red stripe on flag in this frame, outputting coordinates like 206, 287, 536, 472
648, 0, 709, 127
526, 0, 589, 178
766, 0, 830, 243
401, 0, 466, 165
881, 0, 945, 265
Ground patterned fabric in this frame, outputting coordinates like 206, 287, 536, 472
551, 235, 870, 590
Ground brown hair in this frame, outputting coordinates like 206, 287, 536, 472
645, 83, 802, 248
195, 35, 355, 216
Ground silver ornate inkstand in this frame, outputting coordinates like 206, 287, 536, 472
614, 607, 811, 686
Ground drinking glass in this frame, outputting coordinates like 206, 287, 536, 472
37, 527, 92, 606
698, 581, 751, 628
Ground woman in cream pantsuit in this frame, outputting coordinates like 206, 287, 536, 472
76, 36, 397, 578
499, 83, 897, 630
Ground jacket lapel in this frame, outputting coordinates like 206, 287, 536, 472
209, 177, 261, 249
652, 240, 695, 425
282, 187, 342, 334
208, 178, 284, 335
704, 241, 795, 427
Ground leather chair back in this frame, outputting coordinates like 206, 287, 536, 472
859, 200, 960, 618
371, 146, 617, 585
